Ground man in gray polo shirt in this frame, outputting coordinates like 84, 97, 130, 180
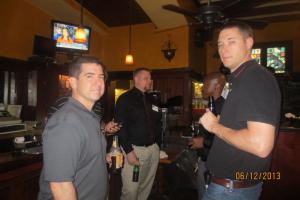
39, 56, 109, 200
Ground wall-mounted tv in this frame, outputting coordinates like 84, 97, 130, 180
51, 20, 91, 53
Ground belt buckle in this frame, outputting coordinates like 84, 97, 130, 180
225, 179, 234, 191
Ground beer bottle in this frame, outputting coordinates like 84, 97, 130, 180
208, 96, 217, 116
132, 164, 140, 182
110, 135, 122, 174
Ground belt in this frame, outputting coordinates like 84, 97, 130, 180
211, 176, 259, 189
135, 143, 155, 147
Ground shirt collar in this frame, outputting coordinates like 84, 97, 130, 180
228, 59, 255, 82
69, 97, 100, 119
132, 87, 145, 96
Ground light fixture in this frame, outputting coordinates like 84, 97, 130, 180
74, 0, 87, 43
125, 0, 134, 65
161, 35, 176, 62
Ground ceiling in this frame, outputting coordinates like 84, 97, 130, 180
76, 0, 300, 29
75, 0, 151, 27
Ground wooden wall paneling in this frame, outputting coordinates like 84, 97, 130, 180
152, 69, 195, 126
36, 65, 59, 121
261, 131, 300, 200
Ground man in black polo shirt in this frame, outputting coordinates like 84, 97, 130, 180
115, 68, 161, 200
200, 21, 281, 200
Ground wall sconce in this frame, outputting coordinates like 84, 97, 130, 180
161, 37, 176, 62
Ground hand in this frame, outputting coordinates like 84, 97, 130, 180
106, 152, 124, 168
200, 109, 219, 133
188, 136, 204, 149
106, 153, 112, 167
126, 151, 139, 166
105, 121, 121, 134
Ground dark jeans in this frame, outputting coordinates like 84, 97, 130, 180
202, 182, 263, 200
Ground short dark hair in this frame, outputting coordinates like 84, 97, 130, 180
133, 67, 151, 78
69, 56, 108, 81
220, 21, 254, 39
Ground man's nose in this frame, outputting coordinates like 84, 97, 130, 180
94, 78, 103, 86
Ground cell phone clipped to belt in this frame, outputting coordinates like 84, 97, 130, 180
204, 170, 211, 190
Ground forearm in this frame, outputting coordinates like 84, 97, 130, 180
50, 182, 77, 200
211, 122, 274, 158
118, 130, 133, 153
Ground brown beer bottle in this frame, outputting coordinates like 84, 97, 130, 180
208, 96, 217, 116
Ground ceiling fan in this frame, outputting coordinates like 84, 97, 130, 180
162, 0, 269, 31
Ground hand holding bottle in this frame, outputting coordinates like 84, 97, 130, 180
199, 109, 219, 132
199, 96, 219, 133
126, 151, 139, 166
188, 136, 204, 149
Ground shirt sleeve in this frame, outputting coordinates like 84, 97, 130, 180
237, 73, 281, 126
114, 96, 133, 154
43, 121, 83, 182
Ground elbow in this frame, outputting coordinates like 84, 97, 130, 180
254, 144, 273, 158
256, 150, 271, 158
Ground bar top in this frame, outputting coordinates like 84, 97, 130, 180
0, 151, 42, 174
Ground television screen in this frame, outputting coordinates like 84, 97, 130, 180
52, 20, 91, 52
33, 35, 56, 58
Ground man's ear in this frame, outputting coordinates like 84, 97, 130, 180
246, 37, 254, 50
133, 76, 139, 84
69, 77, 77, 90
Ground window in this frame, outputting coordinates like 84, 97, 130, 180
251, 48, 261, 64
267, 47, 286, 73
251, 41, 292, 74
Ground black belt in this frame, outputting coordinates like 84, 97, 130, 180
135, 142, 155, 147
211, 176, 259, 189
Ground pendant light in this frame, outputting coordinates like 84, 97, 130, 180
125, 0, 134, 65
74, 0, 87, 43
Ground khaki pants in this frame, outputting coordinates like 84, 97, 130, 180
121, 143, 160, 200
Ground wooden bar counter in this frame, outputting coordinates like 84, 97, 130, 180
0, 152, 42, 200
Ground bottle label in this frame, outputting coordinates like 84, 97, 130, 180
116, 153, 122, 169
112, 152, 122, 169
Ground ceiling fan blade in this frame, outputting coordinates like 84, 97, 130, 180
162, 4, 197, 18
234, 19, 268, 29
222, 0, 273, 13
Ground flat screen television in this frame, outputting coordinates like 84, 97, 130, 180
32, 35, 56, 58
51, 20, 91, 53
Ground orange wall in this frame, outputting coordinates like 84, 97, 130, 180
206, 20, 300, 73
102, 23, 189, 71
2, 1, 299, 74
0, 0, 105, 62
0, 0, 52, 60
